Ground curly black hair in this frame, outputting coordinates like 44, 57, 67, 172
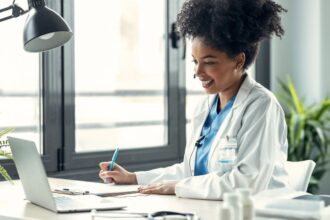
177, 0, 287, 69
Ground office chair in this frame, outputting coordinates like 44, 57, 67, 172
284, 160, 316, 192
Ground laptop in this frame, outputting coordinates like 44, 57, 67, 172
8, 136, 126, 213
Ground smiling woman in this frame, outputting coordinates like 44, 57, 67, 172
98, 0, 291, 200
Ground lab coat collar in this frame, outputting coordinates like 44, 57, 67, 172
206, 74, 256, 168
232, 73, 256, 109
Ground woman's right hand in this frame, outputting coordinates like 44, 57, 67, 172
99, 162, 137, 185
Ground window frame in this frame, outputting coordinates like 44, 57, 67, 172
60, 0, 186, 173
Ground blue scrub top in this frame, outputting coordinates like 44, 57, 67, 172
194, 95, 236, 176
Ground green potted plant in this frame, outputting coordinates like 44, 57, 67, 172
277, 79, 330, 193
0, 128, 14, 183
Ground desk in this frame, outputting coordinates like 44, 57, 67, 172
1, 178, 327, 220
0, 178, 225, 220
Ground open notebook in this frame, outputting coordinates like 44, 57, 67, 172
51, 178, 139, 197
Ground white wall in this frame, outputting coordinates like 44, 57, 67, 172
271, 0, 330, 194
319, 0, 330, 195
321, 1, 330, 98
271, 0, 322, 103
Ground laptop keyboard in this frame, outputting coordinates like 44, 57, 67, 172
54, 195, 121, 212
55, 196, 78, 209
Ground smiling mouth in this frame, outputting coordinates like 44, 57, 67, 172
201, 80, 214, 88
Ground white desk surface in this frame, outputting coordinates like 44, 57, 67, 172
0, 178, 224, 220
1, 178, 327, 220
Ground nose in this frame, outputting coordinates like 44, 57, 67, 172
194, 63, 203, 78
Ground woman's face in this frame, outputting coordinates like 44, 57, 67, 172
191, 37, 243, 94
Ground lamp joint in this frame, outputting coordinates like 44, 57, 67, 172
28, 0, 45, 8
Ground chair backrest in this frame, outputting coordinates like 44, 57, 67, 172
284, 160, 316, 192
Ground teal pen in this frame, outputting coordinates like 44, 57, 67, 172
108, 148, 119, 171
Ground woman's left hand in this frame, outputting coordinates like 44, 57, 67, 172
138, 181, 178, 195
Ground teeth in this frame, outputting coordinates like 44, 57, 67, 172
202, 80, 213, 87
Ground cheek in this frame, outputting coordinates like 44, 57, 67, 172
211, 68, 234, 88
209, 69, 227, 82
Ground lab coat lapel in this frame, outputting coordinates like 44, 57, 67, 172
207, 74, 256, 168
189, 95, 217, 173
231, 74, 256, 110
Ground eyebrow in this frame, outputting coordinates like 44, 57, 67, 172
191, 55, 218, 59
202, 55, 218, 59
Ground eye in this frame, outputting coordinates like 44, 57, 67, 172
204, 61, 217, 65
191, 59, 197, 65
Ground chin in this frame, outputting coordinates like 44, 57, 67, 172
204, 88, 219, 95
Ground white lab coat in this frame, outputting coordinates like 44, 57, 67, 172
135, 74, 290, 200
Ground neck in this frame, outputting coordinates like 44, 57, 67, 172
218, 73, 245, 110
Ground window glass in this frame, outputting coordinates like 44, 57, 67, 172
74, 0, 167, 152
0, 1, 41, 153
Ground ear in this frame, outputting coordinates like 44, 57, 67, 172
234, 52, 246, 70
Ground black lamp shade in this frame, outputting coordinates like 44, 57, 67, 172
23, 3, 73, 52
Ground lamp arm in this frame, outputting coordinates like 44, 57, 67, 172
0, 4, 28, 22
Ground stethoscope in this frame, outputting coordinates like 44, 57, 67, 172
188, 134, 205, 176
187, 95, 212, 176
91, 209, 198, 219
187, 94, 238, 177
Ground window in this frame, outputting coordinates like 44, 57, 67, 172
61, 0, 184, 173
0, 1, 41, 152
74, 0, 167, 152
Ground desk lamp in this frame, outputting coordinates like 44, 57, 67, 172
0, 0, 73, 52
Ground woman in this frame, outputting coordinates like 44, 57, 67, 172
99, 0, 289, 200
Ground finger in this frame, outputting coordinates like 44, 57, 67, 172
139, 188, 156, 194
99, 172, 115, 184
143, 183, 160, 189
100, 170, 121, 181
138, 184, 161, 193
139, 186, 162, 194
99, 171, 108, 181
99, 162, 110, 170
107, 177, 115, 183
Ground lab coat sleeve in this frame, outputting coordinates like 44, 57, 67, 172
175, 95, 287, 199
134, 98, 205, 185
135, 162, 186, 185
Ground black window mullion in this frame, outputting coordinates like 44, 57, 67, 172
42, 0, 65, 173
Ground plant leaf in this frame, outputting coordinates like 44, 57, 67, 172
0, 165, 13, 184
0, 128, 15, 137
0, 150, 13, 159
306, 120, 325, 145
289, 112, 306, 147
288, 79, 305, 114
313, 100, 330, 120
